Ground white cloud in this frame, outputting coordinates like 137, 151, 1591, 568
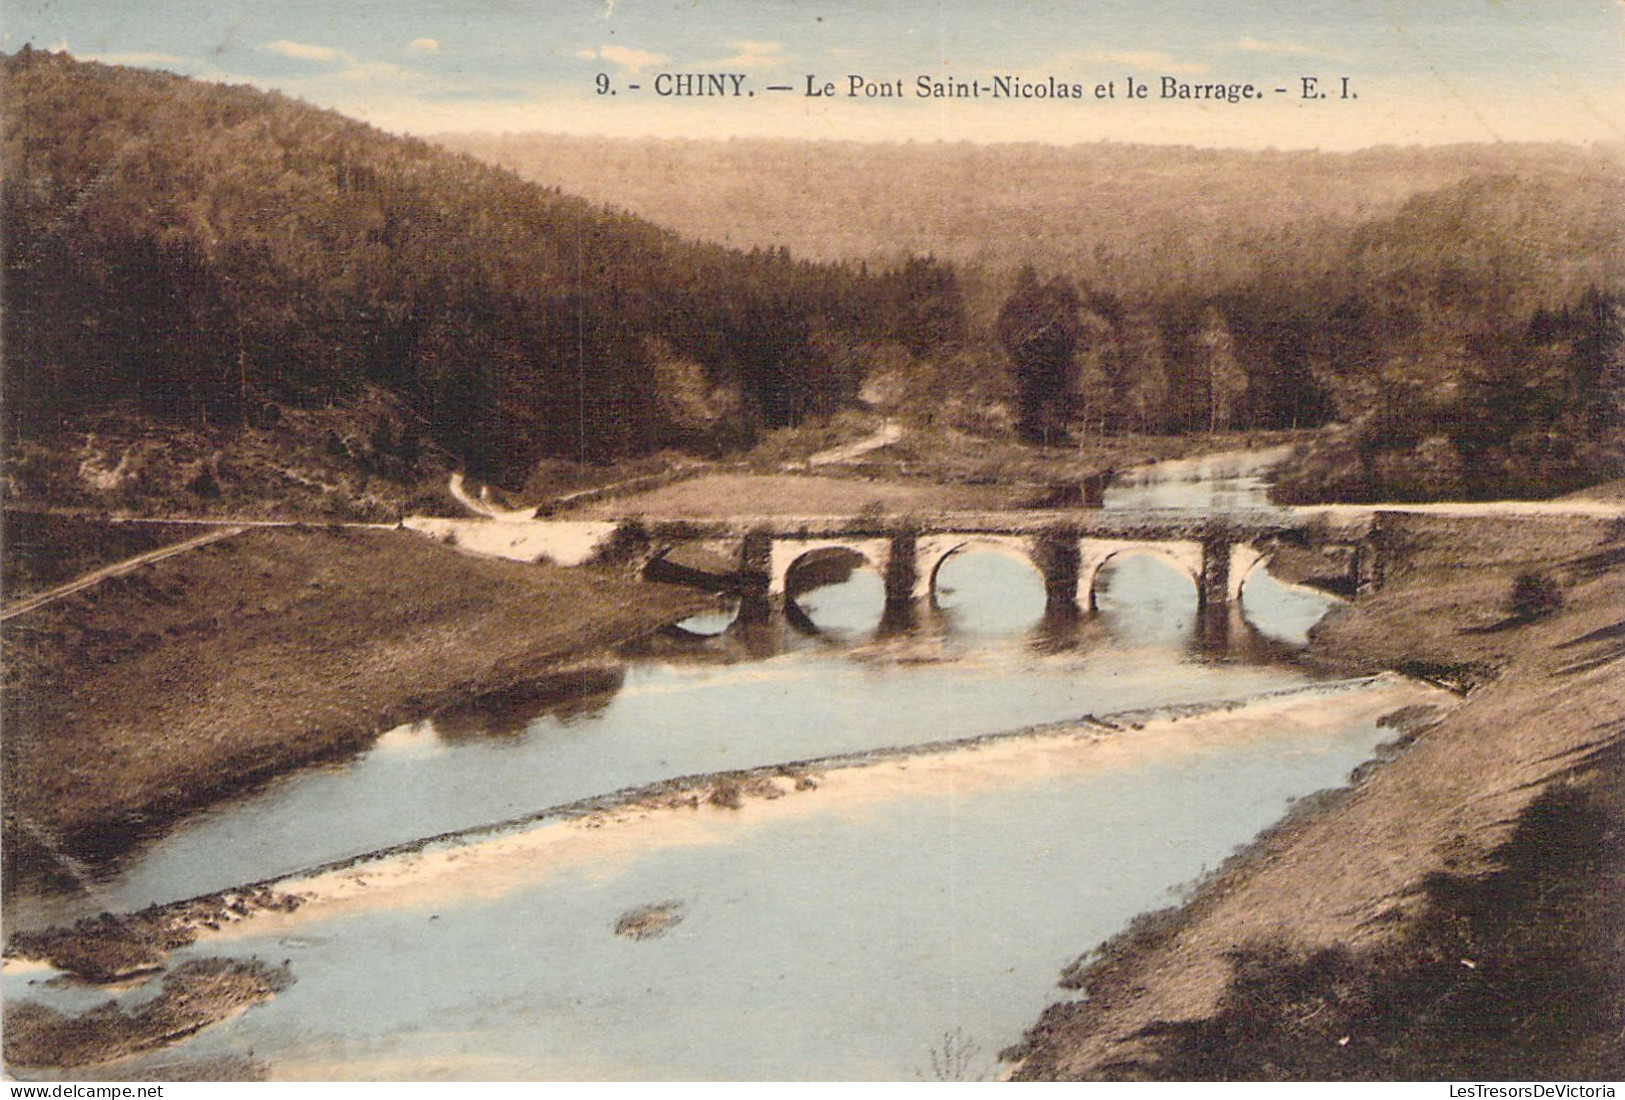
265, 39, 341, 63
258, 40, 445, 90
715, 40, 786, 69
408, 38, 440, 54
581, 45, 664, 73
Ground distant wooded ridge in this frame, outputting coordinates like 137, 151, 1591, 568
436, 131, 1622, 297
3, 49, 1620, 501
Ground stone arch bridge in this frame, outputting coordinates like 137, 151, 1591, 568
634, 509, 1372, 615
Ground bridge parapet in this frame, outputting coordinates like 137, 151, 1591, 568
637, 508, 1306, 543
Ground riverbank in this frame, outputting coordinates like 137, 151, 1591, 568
1, 526, 708, 886
8, 496, 1617, 1078
1010, 513, 1625, 1079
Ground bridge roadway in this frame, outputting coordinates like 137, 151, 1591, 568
636, 506, 1307, 541
633, 506, 1331, 611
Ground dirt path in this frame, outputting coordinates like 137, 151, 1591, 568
1, 526, 247, 622
446, 471, 531, 519
803, 419, 903, 467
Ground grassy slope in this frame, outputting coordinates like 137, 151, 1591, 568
1012, 514, 1625, 1079
563, 472, 1017, 519
2, 512, 218, 603
2, 385, 462, 524
1, 526, 705, 854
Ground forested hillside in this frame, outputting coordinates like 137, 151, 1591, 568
448, 133, 1625, 498
3, 49, 1620, 509
1, 49, 932, 491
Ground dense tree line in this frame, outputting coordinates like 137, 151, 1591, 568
6, 49, 1620, 500
987, 169, 1620, 496
996, 267, 1081, 442
0, 49, 927, 483
452, 133, 1621, 313
456, 132, 1622, 497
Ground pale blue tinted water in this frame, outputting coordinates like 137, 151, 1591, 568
12, 549, 1327, 927
104, 693, 1393, 1080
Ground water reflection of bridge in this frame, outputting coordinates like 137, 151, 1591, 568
636, 508, 1375, 620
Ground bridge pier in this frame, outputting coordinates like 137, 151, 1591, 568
1032, 528, 1082, 612
1195, 598, 1247, 651
884, 530, 919, 607
735, 528, 775, 626
1198, 535, 1233, 610
878, 530, 922, 632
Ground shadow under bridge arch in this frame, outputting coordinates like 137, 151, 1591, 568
773, 539, 893, 635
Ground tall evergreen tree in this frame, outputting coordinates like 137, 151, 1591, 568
997, 267, 1081, 442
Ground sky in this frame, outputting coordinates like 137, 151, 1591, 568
6, 0, 1622, 148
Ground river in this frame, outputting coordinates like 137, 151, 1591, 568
4, 449, 1446, 1079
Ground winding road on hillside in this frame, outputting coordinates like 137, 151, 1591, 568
0, 526, 248, 622
802, 419, 904, 467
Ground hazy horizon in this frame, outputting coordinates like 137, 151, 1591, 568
8, 0, 1621, 151
427, 124, 1625, 155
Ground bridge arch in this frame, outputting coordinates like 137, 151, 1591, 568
639, 539, 743, 588
1078, 539, 1204, 611
915, 534, 1041, 602
669, 595, 743, 638
783, 545, 872, 595
769, 537, 893, 597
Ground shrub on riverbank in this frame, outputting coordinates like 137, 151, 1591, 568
1507, 571, 1564, 622
1271, 290, 1624, 505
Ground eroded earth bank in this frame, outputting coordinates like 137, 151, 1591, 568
1012, 512, 1625, 1080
